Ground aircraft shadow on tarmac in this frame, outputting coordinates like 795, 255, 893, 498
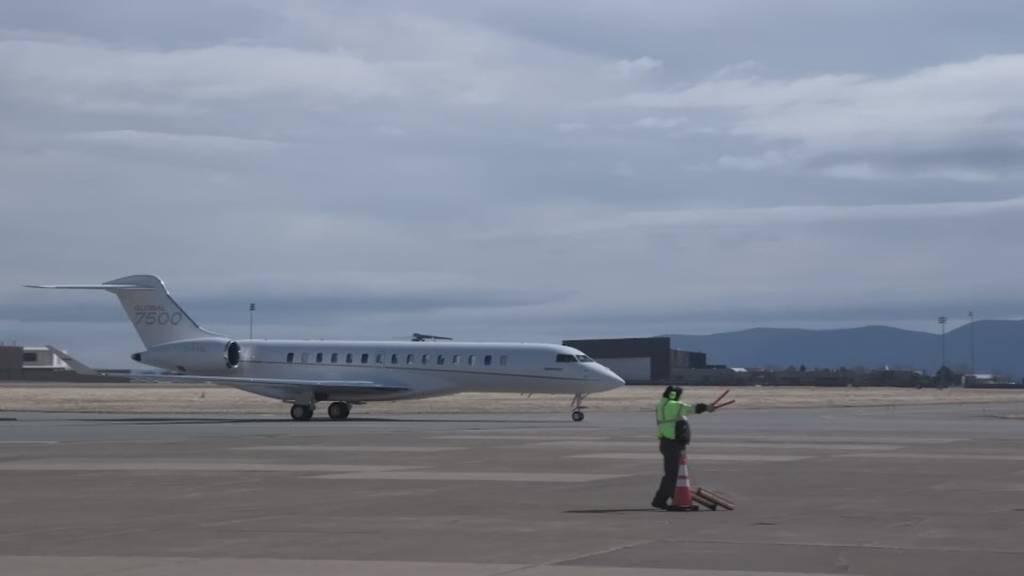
67, 416, 565, 425
564, 508, 659, 514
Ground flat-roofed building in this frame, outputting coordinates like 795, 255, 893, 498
561, 337, 707, 385
0, 346, 23, 380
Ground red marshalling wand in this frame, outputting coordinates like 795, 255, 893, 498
711, 389, 734, 410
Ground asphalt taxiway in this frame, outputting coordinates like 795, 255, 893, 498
1, 403, 1022, 575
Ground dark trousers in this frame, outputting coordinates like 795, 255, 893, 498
653, 437, 683, 505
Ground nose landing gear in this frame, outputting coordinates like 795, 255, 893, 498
570, 393, 587, 422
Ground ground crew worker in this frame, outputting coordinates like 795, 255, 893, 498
652, 385, 713, 510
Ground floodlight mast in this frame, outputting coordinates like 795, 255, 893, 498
968, 311, 975, 376
937, 316, 947, 370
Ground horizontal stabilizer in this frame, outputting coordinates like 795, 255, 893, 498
25, 284, 153, 291
26, 275, 212, 348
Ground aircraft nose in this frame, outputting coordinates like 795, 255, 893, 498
588, 363, 625, 389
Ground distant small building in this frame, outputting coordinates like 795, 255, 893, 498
0, 346, 23, 380
20, 346, 73, 372
561, 336, 707, 385
0, 345, 124, 382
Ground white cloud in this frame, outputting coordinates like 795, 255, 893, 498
0, 40, 395, 112
66, 130, 282, 153
555, 122, 588, 133
376, 125, 407, 137
614, 56, 662, 78
632, 116, 688, 129
619, 54, 1024, 180
5, 2, 1024, 367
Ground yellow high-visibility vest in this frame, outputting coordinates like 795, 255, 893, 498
656, 398, 695, 439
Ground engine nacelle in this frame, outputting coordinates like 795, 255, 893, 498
132, 338, 241, 373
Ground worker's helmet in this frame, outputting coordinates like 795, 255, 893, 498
662, 385, 682, 401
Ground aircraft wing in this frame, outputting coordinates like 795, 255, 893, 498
117, 373, 408, 396
47, 346, 99, 376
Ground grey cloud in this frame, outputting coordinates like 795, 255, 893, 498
3, 1, 1024, 367
618, 54, 1024, 181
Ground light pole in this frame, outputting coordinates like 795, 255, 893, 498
968, 311, 975, 376
937, 316, 947, 371
249, 303, 255, 339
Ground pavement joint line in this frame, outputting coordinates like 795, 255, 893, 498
839, 452, 1024, 461
232, 445, 465, 452
489, 539, 658, 576
568, 453, 812, 462
0, 462, 418, 473
658, 537, 1024, 556
309, 471, 635, 482
0, 440, 58, 444
532, 440, 904, 451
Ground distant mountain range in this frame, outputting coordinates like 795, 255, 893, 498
667, 320, 1024, 376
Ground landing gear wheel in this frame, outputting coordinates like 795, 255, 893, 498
328, 402, 351, 420
290, 404, 314, 421
570, 393, 587, 423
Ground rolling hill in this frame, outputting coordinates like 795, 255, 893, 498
667, 320, 1024, 376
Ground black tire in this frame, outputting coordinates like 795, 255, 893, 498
328, 402, 351, 420
290, 404, 313, 421
571, 410, 585, 422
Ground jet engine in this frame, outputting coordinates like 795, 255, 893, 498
131, 337, 241, 373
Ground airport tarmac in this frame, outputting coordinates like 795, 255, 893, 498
1, 403, 1022, 575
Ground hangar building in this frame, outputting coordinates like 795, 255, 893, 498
561, 336, 706, 385
0, 345, 125, 382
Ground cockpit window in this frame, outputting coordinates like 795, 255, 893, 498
556, 354, 578, 363
576, 355, 594, 363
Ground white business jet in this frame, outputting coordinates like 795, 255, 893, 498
27, 275, 624, 421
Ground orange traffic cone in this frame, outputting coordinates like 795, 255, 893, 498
671, 451, 699, 511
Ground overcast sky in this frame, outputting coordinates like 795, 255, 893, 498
3, 1, 1024, 367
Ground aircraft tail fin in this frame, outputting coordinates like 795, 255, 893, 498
26, 275, 214, 348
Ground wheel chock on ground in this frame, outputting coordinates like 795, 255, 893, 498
692, 490, 718, 510
694, 487, 735, 511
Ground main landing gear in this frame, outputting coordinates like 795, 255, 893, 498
290, 403, 314, 421
327, 401, 351, 420
571, 393, 587, 422
289, 402, 352, 421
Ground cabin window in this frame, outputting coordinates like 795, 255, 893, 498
437, 354, 445, 365
484, 355, 492, 366
346, 353, 353, 363
391, 353, 398, 364
421, 354, 429, 365
301, 352, 309, 363
22, 352, 38, 362
452, 354, 460, 365
576, 355, 594, 363
556, 354, 577, 363
468, 355, 476, 366
286, 352, 294, 363
374, 353, 382, 364
331, 353, 338, 363
316, 352, 323, 363
406, 353, 415, 364
499, 355, 507, 366
361, 353, 369, 364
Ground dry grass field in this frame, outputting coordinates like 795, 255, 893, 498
2, 382, 1022, 415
